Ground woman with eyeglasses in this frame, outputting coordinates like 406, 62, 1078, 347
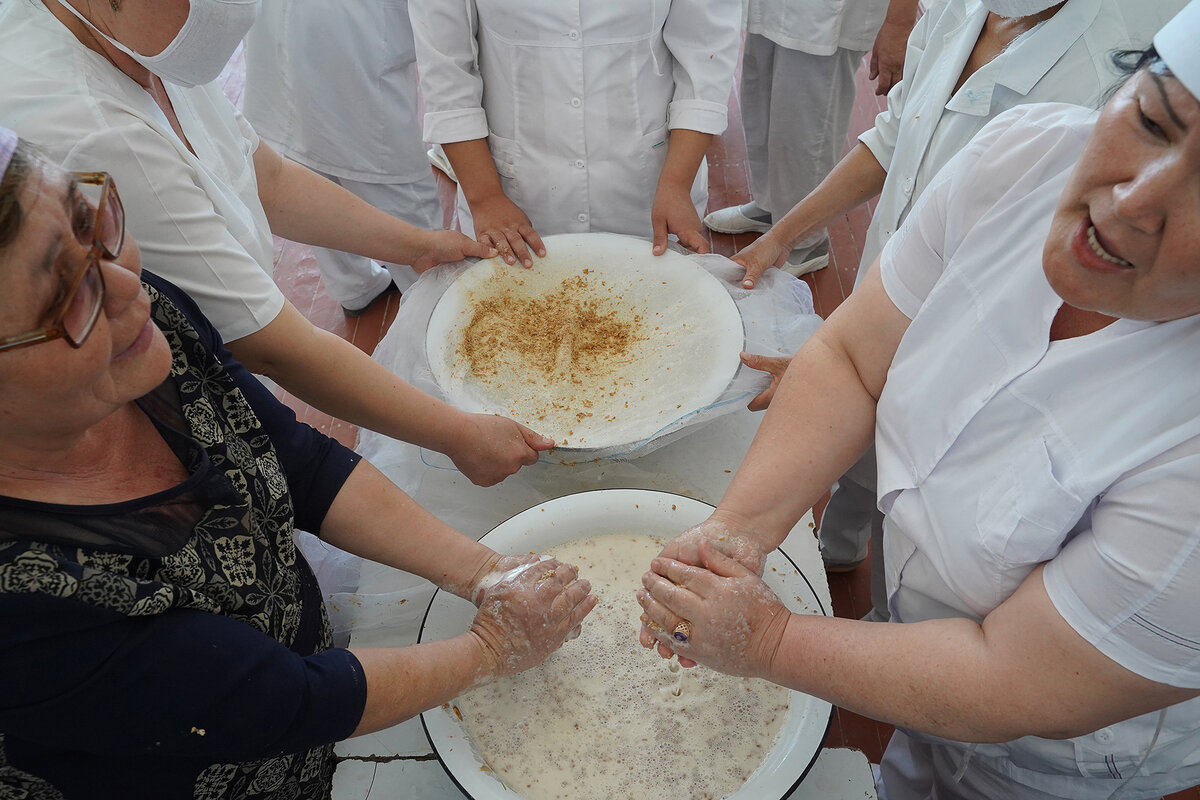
0, 130, 596, 799
0, 0, 556, 489
637, 3, 1200, 798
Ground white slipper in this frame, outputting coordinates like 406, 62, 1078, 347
782, 241, 830, 277
703, 202, 772, 234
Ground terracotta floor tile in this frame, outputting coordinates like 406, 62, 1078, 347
837, 708, 893, 765
805, 267, 841, 320
822, 706, 846, 749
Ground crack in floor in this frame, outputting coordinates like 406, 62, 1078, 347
336, 752, 439, 764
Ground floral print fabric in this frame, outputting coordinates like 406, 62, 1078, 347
0, 282, 336, 799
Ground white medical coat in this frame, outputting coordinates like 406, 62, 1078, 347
0, 1, 283, 344
856, 0, 1187, 279
410, 0, 740, 238
746, 0, 888, 55
242, 0, 430, 184
876, 103, 1200, 799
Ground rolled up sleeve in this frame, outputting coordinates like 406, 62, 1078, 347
663, 0, 739, 134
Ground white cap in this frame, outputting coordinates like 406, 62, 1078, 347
1155, 0, 1200, 100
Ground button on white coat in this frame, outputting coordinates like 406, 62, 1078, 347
412, 0, 740, 239
1094, 728, 1115, 745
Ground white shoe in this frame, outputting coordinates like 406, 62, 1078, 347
782, 241, 830, 277
703, 202, 772, 234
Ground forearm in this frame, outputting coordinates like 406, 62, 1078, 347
254, 143, 433, 267
226, 303, 474, 456
717, 326, 879, 549
443, 138, 507, 207
764, 143, 888, 250
659, 129, 712, 191
763, 612, 1043, 742
350, 633, 488, 736
883, 0, 920, 27
320, 460, 494, 598
744, 559, 1200, 744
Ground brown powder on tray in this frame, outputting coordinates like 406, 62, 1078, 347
458, 274, 644, 384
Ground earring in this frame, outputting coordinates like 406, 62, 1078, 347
109, 0, 119, 9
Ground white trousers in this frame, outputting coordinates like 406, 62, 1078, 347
308, 168, 442, 305
741, 33, 865, 249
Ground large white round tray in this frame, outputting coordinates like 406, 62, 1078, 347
425, 233, 744, 453
419, 489, 832, 800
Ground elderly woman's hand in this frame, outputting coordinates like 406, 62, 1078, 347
470, 557, 597, 680
444, 413, 555, 486
637, 514, 767, 664
637, 540, 790, 678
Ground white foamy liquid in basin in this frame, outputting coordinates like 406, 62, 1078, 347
456, 534, 790, 800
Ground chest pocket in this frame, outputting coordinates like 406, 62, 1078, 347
975, 438, 1086, 567
380, 1, 418, 72
1071, 703, 1200, 782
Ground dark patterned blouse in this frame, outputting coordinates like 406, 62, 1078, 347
0, 273, 367, 799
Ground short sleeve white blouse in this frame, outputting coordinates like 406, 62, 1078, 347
0, 1, 283, 343
874, 103, 1200, 792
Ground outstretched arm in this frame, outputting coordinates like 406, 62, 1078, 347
319, 460, 597, 735
641, 547, 1200, 743
734, 142, 888, 288
718, 262, 910, 545
639, 263, 910, 657
253, 141, 494, 272
228, 303, 553, 487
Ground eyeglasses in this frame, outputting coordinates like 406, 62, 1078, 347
0, 171, 124, 354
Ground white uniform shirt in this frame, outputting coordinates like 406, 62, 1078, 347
746, 0, 889, 56
0, 1, 282, 343
876, 103, 1200, 798
411, 0, 739, 238
856, 0, 1186, 278
243, 0, 430, 184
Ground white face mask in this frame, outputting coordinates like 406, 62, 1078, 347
57, 0, 260, 88
977, 0, 1062, 17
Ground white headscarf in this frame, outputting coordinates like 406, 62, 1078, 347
1155, 0, 1200, 99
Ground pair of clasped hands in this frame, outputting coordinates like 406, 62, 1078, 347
467, 513, 793, 682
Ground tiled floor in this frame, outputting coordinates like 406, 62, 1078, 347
223, 44, 1200, 799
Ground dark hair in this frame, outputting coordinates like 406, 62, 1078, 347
1104, 45, 1174, 103
0, 138, 37, 251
